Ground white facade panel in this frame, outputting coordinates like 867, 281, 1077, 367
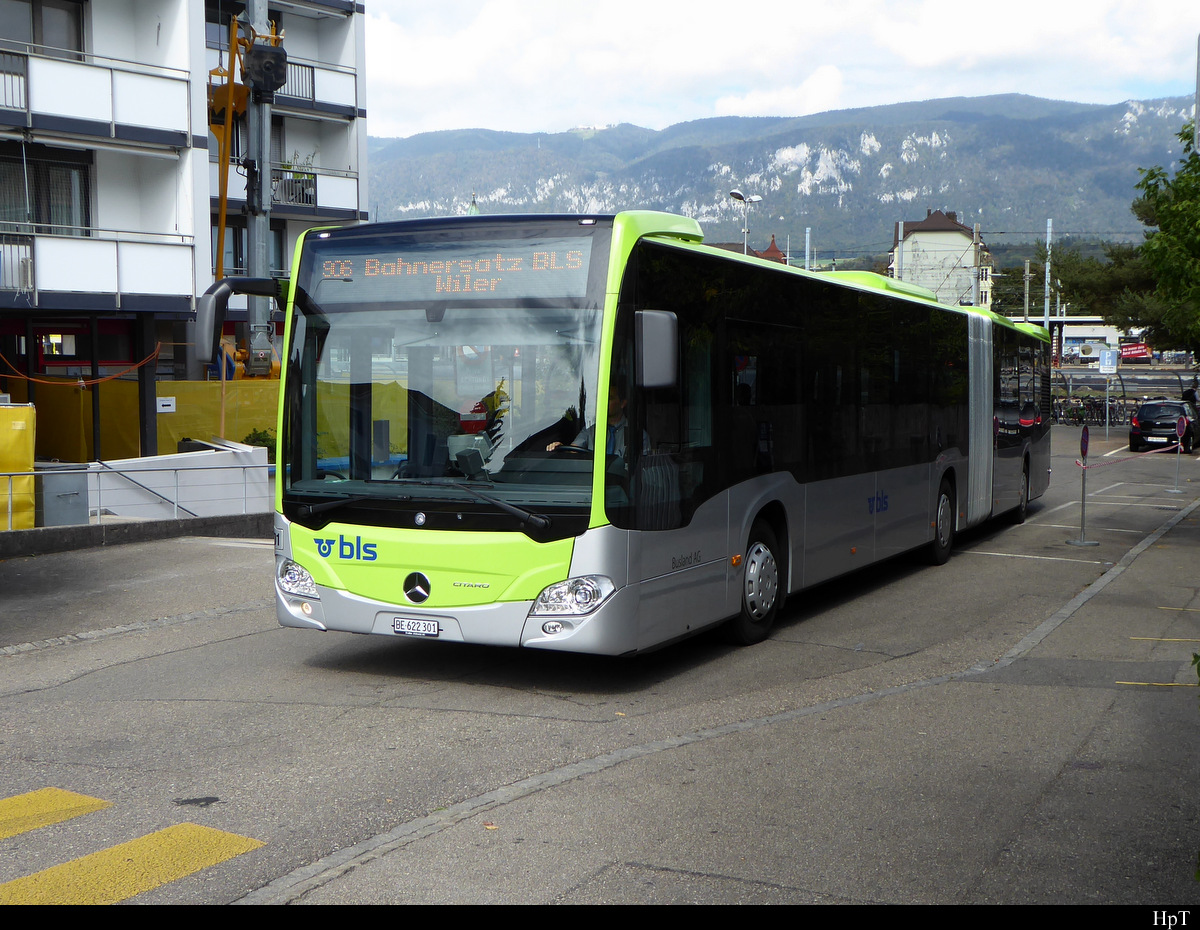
35, 238, 118, 293
318, 174, 358, 210
118, 242, 194, 296
112, 71, 189, 132
28, 58, 112, 122
210, 161, 248, 201
314, 67, 356, 109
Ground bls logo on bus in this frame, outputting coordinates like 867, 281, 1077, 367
867, 492, 889, 515
314, 535, 378, 561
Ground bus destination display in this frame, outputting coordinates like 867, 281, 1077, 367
312, 237, 593, 304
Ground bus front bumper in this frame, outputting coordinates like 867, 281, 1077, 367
275, 580, 641, 655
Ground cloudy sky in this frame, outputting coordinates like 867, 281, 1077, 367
365, 0, 1199, 139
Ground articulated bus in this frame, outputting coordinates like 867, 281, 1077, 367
199, 211, 1050, 655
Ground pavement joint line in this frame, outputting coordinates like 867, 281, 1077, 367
965, 551, 1105, 564
0, 602, 271, 656
236, 494, 1200, 906
1037, 523, 1144, 534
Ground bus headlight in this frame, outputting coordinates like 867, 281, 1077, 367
530, 575, 615, 617
278, 559, 319, 598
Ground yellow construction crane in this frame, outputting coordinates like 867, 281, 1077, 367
207, 15, 284, 281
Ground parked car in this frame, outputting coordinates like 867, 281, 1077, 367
1129, 400, 1199, 452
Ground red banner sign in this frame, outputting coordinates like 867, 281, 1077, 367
1120, 343, 1150, 358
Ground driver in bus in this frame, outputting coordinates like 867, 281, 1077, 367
547, 381, 649, 459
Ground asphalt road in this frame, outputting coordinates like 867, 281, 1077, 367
1, 425, 1198, 905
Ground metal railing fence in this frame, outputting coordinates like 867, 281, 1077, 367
2, 461, 270, 531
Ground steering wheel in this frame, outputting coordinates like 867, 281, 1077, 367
552, 444, 590, 456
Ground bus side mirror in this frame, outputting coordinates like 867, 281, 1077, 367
193, 282, 233, 365
192, 277, 285, 365
635, 310, 677, 389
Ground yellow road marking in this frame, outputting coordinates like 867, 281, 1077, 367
1129, 636, 1200, 642
1157, 606, 1200, 612
0, 788, 111, 841
0, 822, 264, 905
1116, 681, 1198, 687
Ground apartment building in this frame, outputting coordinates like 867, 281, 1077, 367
889, 209, 992, 311
0, 0, 367, 457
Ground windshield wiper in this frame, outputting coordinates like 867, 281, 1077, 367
292, 493, 411, 518
450, 482, 551, 531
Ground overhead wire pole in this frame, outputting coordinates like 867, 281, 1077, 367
972, 223, 980, 307
1043, 218, 1053, 331
1023, 259, 1031, 324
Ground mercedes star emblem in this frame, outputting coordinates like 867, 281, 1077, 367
404, 572, 431, 603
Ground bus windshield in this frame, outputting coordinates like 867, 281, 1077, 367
281, 222, 610, 535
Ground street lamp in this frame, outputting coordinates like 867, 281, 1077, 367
729, 189, 762, 255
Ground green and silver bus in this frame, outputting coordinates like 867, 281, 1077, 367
199, 211, 1051, 654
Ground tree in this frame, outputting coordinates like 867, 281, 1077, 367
1123, 122, 1200, 353
991, 244, 1149, 322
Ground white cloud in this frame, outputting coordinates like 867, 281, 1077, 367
715, 66, 846, 119
364, 0, 1200, 138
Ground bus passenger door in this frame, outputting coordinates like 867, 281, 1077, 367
618, 331, 731, 649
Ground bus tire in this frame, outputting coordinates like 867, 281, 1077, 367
728, 520, 780, 645
1009, 462, 1028, 525
928, 479, 955, 565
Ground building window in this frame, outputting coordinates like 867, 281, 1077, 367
0, 0, 84, 57
211, 114, 283, 163
212, 221, 286, 277
0, 141, 91, 236
204, 2, 285, 51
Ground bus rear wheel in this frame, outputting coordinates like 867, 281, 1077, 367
728, 520, 780, 645
928, 479, 955, 565
1008, 462, 1028, 525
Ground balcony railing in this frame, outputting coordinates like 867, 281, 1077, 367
280, 60, 314, 103
272, 168, 316, 207
0, 235, 33, 291
0, 51, 27, 110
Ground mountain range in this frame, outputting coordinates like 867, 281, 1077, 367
365, 94, 1196, 258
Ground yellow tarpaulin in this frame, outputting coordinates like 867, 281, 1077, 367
0, 404, 35, 529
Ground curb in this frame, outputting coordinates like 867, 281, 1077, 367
0, 513, 273, 559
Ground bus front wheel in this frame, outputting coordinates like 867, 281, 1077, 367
728, 520, 780, 645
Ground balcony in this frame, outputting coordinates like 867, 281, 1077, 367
0, 45, 190, 146
204, 47, 357, 120
274, 57, 357, 116
0, 225, 195, 310
211, 160, 359, 216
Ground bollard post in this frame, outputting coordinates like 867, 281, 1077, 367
1068, 425, 1100, 547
